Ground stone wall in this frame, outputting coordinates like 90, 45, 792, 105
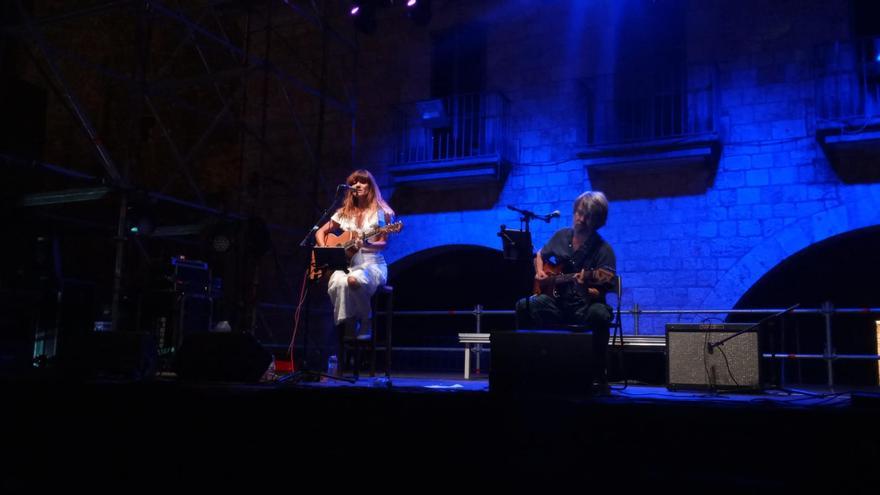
346, 0, 880, 333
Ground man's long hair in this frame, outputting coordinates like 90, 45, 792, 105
574, 191, 608, 229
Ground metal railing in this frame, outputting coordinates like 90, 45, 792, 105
385, 302, 880, 388
392, 91, 515, 166
581, 64, 717, 145
814, 37, 880, 127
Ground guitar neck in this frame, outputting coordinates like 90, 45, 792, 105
546, 267, 609, 286
340, 225, 391, 249
553, 273, 579, 283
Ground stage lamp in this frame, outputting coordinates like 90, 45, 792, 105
211, 232, 232, 253
407, 0, 431, 26
867, 37, 880, 81
126, 195, 156, 237
205, 220, 237, 254
350, 0, 377, 34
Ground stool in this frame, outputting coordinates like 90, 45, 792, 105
339, 285, 393, 379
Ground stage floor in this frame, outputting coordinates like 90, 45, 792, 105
4, 371, 880, 491
276, 371, 872, 408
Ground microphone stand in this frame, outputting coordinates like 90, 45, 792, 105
707, 304, 800, 352
705, 303, 799, 391
507, 205, 557, 232
299, 185, 348, 247
278, 186, 355, 384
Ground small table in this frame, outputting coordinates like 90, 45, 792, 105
458, 333, 490, 379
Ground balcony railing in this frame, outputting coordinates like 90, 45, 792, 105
815, 37, 880, 128
581, 65, 718, 146
390, 91, 515, 184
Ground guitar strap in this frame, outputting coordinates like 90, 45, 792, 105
571, 234, 600, 272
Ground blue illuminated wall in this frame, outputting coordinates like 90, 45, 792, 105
351, 0, 880, 333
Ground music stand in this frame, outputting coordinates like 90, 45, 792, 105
277, 251, 355, 384
312, 247, 348, 275
498, 227, 533, 262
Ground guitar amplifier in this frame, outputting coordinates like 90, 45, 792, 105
666, 323, 762, 391
170, 256, 210, 294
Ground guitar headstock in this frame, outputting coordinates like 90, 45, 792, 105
383, 221, 403, 234
591, 267, 616, 284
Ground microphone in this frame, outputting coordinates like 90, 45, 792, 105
337, 184, 353, 190
508, 205, 560, 222
535, 210, 560, 223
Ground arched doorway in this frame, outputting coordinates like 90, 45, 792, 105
388, 244, 533, 371
730, 226, 880, 386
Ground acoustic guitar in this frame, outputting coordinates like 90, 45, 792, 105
309, 221, 404, 280
533, 262, 615, 298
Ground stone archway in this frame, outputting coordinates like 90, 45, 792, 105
702, 186, 880, 310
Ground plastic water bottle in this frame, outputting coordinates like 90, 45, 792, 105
262, 356, 276, 382
326, 355, 338, 380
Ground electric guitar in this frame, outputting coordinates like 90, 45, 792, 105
309, 221, 404, 280
533, 262, 615, 298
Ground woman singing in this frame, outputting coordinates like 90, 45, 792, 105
315, 169, 394, 341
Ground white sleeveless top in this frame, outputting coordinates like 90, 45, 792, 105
331, 208, 389, 265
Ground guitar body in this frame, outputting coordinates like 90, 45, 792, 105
309, 221, 404, 281
309, 233, 358, 282
323, 231, 360, 256
533, 262, 567, 296
533, 261, 615, 298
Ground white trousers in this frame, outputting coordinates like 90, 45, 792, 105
327, 251, 387, 325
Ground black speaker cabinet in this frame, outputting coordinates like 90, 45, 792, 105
666, 323, 761, 391
175, 332, 271, 382
490, 330, 594, 397
61, 331, 159, 380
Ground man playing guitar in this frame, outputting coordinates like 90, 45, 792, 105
515, 191, 617, 392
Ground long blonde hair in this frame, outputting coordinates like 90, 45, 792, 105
338, 169, 395, 221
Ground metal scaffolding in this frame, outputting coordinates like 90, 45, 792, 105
1, 0, 362, 357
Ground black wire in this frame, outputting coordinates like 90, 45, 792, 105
716, 344, 740, 387
703, 329, 713, 389
699, 317, 735, 389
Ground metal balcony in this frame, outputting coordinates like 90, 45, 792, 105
390, 91, 517, 185
576, 65, 720, 173
815, 37, 880, 183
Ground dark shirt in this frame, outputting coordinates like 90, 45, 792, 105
540, 227, 617, 303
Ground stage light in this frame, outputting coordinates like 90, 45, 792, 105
351, 0, 377, 34
407, 0, 431, 26
126, 193, 156, 237
205, 220, 236, 254
211, 233, 232, 253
